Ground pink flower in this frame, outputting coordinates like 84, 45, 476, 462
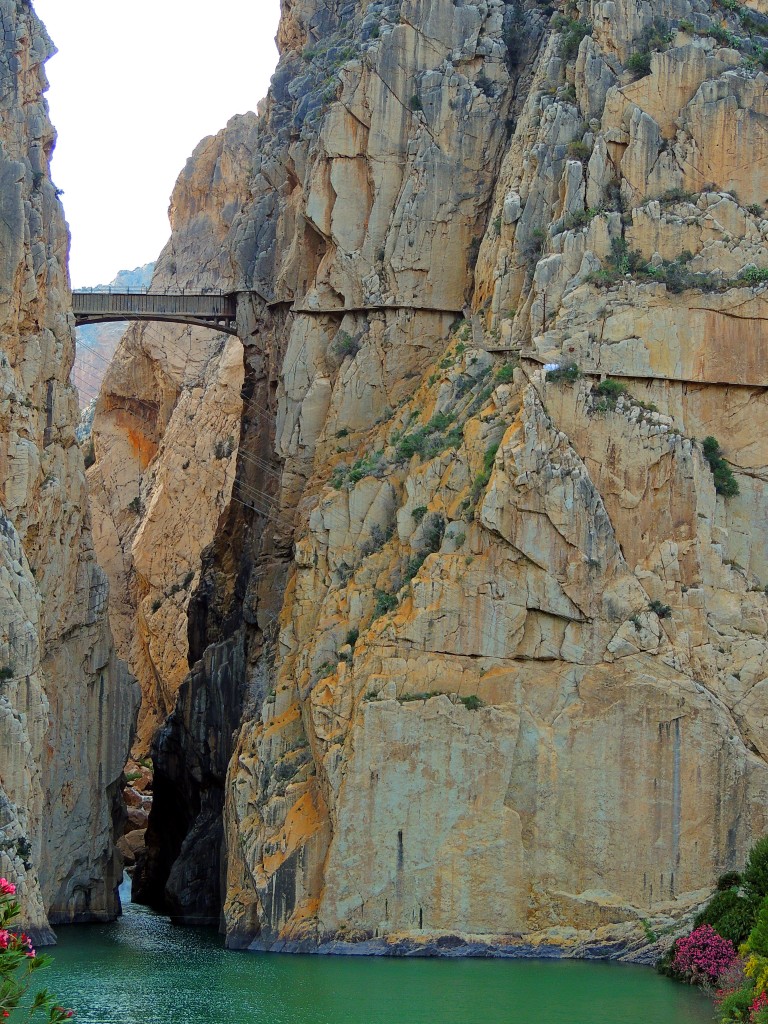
0, 878, 16, 896
0, 929, 9, 949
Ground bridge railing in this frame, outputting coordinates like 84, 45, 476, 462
71, 291, 237, 318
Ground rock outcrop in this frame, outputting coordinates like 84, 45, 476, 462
0, 0, 138, 938
102, 0, 768, 955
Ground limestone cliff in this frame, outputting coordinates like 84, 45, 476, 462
113, 0, 768, 955
0, 0, 138, 937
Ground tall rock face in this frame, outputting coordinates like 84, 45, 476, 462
120, 0, 768, 954
0, 0, 138, 937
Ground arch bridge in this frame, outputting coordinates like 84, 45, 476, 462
71, 290, 238, 335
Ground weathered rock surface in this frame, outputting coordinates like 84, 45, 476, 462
87, 129, 248, 750
0, 0, 138, 937
107, 0, 768, 956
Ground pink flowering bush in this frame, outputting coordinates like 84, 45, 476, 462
672, 924, 739, 983
0, 877, 73, 1022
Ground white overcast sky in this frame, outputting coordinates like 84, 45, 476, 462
34, 0, 281, 287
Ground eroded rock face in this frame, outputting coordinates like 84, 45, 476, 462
87, 125, 248, 752
0, 0, 138, 937
121, 0, 768, 955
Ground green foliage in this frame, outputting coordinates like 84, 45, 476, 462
695, 888, 755, 945
556, 17, 593, 59
708, 24, 741, 46
563, 206, 601, 230
128, 496, 142, 514
718, 985, 756, 1019
373, 589, 398, 619
719, 871, 744, 891
422, 512, 446, 553
702, 436, 740, 498
458, 694, 484, 711
546, 362, 580, 383
332, 451, 384, 489
626, 49, 652, 77
495, 363, 515, 384
345, 628, 359, 648
747, 897, 768, 958
648, 599, 672, 618
470, 442, 500, 505
394, 416, 463, 463
409, 94, 423, 111
567, 140, 592, 163
593, 378, 629, 409
744, 837, 768, 907
411, 505, 427, 523
739, 266, 768, 284
0, 667, 13, 681
521, 228, 546, 269
0, 881, 74, 1022
332, 330, 360, 359
657, 187, 696, 205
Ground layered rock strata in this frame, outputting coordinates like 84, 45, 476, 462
0, 0, 138, 937
109, 0, 768, 955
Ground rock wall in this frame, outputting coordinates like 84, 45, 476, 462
116, 0, 768, 955
0, 0, 138, 937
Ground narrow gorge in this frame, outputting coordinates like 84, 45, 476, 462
3, 0, 768, 964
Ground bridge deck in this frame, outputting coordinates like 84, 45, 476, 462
72, 290, 238, 334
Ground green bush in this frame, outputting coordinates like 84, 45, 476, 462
626, 50, 652, 77
702, 436, 740, 498
719, 871, 744, 891
567, 140, 592, 163
695, 888, 755, 945
546, 362, 580, 383
739, 266, 768, 284
557, 17, 592, 59
332, 330, 360, 359
648, 599, 672, 618
744, 837, 768, 907
593, 378, 629, 406
373, 590, 398, 619
495, 363, 515, 384
458, 695, 484, 711
718, 986, 757, 1020
422, 512, 446, 553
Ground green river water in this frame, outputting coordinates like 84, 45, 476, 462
40, 882, 714, 1024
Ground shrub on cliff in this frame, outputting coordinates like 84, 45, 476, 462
702, 437, 740, 498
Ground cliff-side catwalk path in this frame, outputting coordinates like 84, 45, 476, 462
72, 289, 238, 335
